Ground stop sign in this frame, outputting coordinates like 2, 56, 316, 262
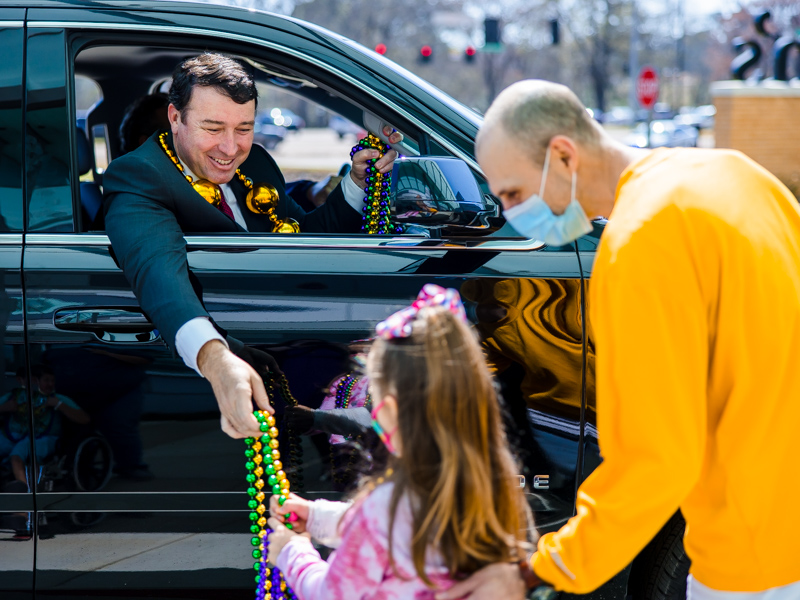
636, 66, 659, 109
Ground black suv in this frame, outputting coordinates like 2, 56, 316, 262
0, 2, 687, 599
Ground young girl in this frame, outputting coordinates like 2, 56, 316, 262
267, 284, 533, 599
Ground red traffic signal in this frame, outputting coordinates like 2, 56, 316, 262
420, 45, 433, 63
465, 46, 476, 63
375, 43, 387, 55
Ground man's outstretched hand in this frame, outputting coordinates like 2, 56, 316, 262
349, 125, 403, 190
198, 339, 274, 438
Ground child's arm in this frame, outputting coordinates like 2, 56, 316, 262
272, 498, 389, 599
306, 498, 352, 548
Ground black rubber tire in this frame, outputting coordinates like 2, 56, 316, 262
628, 511, 691, 600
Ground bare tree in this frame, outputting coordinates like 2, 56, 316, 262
551, 0, 634, 112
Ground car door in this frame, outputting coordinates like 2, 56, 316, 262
24, 7, 593, 598
0, 8, 34, 599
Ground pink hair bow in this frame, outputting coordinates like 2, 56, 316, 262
375, 284, 467, 339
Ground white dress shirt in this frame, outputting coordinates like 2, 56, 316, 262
174, 158, 365, 376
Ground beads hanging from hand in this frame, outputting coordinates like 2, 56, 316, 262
351, 134, 403, 235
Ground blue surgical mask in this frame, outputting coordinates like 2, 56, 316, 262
502, 146, 593, 246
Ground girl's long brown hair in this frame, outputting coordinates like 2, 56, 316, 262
367, 306, 533, 584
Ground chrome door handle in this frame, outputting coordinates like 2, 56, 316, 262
54, 308, 160, 343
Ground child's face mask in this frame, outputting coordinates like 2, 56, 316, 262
370, 398, 398, 455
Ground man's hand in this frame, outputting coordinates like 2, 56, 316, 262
349, 125, 403, 190
198, 339, 274, 439
226, 336, 282, 379
435, 562, 526, 600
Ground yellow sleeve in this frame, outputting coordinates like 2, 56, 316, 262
532, 206, 709, 593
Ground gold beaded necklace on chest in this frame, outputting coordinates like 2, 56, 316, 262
157, 132, 299, 233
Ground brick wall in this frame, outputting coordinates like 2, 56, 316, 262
711, 81, 800, 195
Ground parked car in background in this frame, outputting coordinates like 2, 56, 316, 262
253, 117, 287, 149
627, 119, 699, 148
586, 107, 603, 123
651, 102, 675, 120
675, 104, 717, 130
328, 113, 367, 139
603, 106, 635, 126
1, 2, 691, 599
263, 107, 306, 130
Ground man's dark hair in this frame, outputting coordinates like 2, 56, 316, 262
168, 52, 258, 113
119, 93, 169, 154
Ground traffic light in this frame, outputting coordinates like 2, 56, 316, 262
465, 46, 476, 63
484, 18, 501, 45
550, 19, 559, 46
375, 43, 387, 55
419, 45, 433, 63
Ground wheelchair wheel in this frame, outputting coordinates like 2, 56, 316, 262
73, 436, 113, 492
70, 511, 106, 528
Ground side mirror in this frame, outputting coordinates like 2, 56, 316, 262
389, 157, 498, 231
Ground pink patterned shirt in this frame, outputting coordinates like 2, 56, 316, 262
276, 483, 455, 599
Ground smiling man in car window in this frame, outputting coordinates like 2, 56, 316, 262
438, 80, 800, 600
102, 53, 401, 440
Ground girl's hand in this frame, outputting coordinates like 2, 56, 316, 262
269, 493, 311, 534
267, 517, 306, 565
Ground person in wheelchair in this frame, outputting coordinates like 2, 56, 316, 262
0, 365, 89, 491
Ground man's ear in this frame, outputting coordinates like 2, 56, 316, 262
550, 135, 579, 173
167, 104, 181, 134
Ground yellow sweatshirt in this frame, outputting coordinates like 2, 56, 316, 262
532, 148, 800, 593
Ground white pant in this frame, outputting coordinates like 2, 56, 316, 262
688, 575, 800, 600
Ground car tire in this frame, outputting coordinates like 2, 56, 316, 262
628, 511, 691, 600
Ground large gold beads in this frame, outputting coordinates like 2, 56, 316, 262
246, 184, 280, 214
192, 180, 222, 207
246, 183, 301, 233
275, 220, 301, 234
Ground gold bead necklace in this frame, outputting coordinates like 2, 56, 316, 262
157, 132, 300, 233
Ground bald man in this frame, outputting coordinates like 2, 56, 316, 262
437, 81, 800, 599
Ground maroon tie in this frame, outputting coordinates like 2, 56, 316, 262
217, 187, 236, 221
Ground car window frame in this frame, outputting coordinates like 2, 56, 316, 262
50, 19, 510, 247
